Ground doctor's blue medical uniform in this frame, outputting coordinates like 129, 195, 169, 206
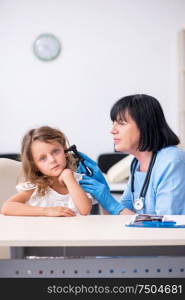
120, 146, 185, 215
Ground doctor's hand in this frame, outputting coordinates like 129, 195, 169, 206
77, 152, 109, 188
79, 175, 124, 215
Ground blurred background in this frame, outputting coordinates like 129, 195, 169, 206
0, 0, 185, 160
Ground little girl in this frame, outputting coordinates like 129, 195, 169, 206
1, 126, 95, 217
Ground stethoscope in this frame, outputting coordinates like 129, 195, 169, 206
130, 152, 157, 211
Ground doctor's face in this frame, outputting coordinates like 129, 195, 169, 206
110, 112, 140, 154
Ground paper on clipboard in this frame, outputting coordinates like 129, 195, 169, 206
126, 214, 185, 228
163, 215, 185, 225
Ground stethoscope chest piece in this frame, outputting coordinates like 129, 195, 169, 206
133, 197, 144, 211
131, 152, 157, 212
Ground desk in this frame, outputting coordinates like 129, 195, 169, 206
0, 214, 185, 278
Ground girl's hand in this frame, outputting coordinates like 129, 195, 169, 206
43, 206, 76, 217
58, 168, 73, 184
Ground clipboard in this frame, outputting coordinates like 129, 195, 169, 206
126, 214, 185, 228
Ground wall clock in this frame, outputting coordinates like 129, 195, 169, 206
33, 33, 61, 61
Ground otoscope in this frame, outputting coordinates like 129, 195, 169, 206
65, 144, 93, 177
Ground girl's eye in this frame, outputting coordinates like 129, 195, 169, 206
53, 148, 61, 154
39, 156, 46, 161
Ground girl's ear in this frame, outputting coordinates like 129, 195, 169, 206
64, 146, 70, 157
64, 145, 68, 154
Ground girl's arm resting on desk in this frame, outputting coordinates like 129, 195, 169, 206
1, 190, 75, 217
59, 169, 92, 215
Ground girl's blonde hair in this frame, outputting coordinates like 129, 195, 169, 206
21, 126, 77, 195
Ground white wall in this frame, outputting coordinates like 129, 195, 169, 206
1, 0, 185, 160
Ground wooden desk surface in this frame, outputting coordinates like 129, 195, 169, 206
0, 214, 185, 247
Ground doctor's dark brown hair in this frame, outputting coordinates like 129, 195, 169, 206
20, 126, 77, 195
110, 94, 180, 151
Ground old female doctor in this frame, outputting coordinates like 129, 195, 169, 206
79, 94, 185, 215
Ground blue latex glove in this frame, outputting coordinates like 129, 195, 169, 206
79, 175, 124, 215
77, 152, 109, 189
